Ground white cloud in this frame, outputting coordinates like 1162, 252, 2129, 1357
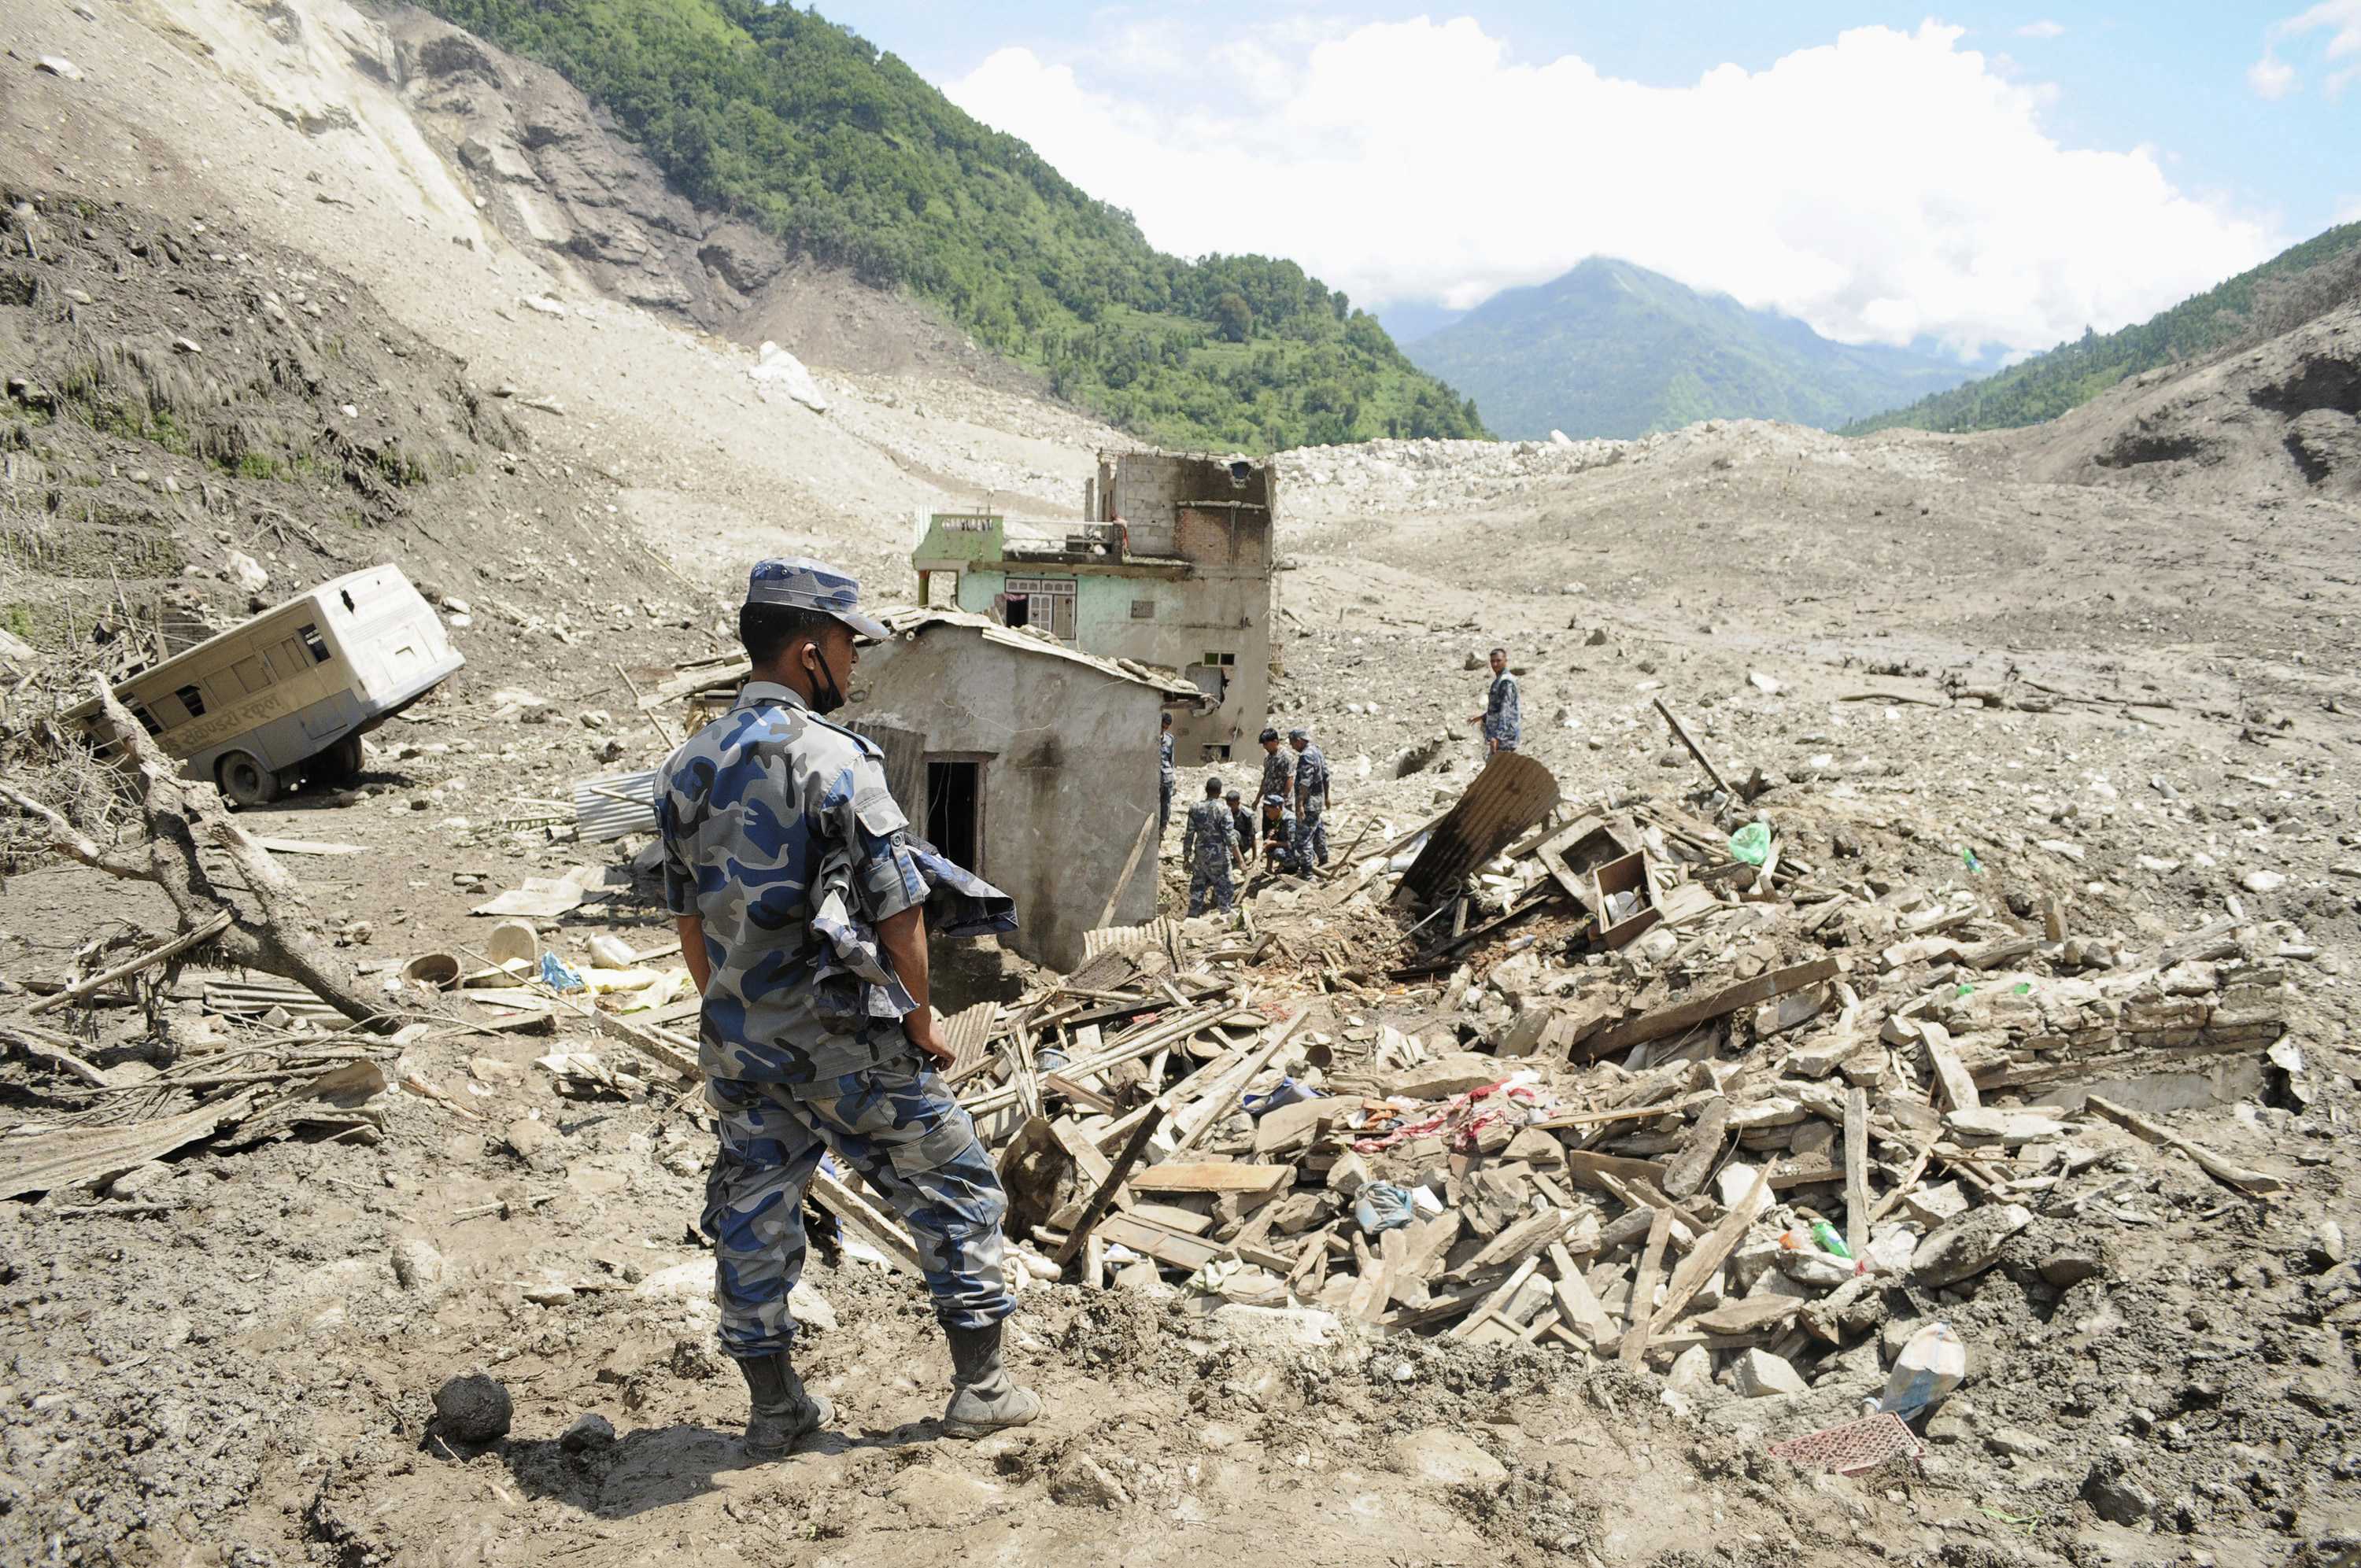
2253, 1, 2361, 97
2016, 20, 2067, 39
2338, 194, 2361, 223
2249, 54, 2300, 97
947, 19, 2276, 360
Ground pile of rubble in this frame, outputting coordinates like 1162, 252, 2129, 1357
898, 738, 2309, 1460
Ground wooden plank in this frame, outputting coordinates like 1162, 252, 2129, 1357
1128, 1161, 1293, 1197
1055, 1105, 1166, 1266
592, 1008, 702, 1082
1659, 1097, 1729, 1201
1047, 1117, 1132, 1214
1582, 957, 1841, 1061
1548, 1241, 1615, 1342
31, 910, 235, 1015
253, 836, 363, 856
1094, 1211, 1224, 1271
809, 1173, 923, 1278
1919, 1022, 1980, 1112
1557, 1149, 1673, 1191
1126, 1201, 1210, 1234
1652, 696, 1734, 798
1451, 1256, 1542, 1341
2086, 1094, 2286, 1197
1043, 1073, 1118, 1116
1650, 1164, 1772, 1335
1619, 1208, 1674, 1365
1692, 1294, 1801, 1337
1844, 1087, 1871, 1262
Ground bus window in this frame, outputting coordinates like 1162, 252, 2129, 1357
175, 684, 207, 718
300, 624, 331, 663
128, 703, 161, 736
231, 655, 272, 695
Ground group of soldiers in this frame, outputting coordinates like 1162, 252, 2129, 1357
1166, 720, 1332, 916
1158, 647, 1521, 920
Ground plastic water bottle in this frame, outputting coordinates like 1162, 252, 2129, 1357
1878, 1323, 1967, 1419
1809, 1219, 1853, 1260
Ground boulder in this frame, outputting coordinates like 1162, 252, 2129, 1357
1388, 1427, 1508, 1485
1734, 1348, 1807, 1398
1911, 1204, 2033, 1289
432, 1374, 512, 1443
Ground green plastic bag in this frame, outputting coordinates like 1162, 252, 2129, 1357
1728, 821, 1772, 866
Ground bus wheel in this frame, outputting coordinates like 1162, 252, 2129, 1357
322, 733, 365, 782
216, 751, 279, 808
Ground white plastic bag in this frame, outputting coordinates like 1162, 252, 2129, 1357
1879, 1322, 1967, 1418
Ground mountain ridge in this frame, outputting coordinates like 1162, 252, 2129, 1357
1845, 220, 2361, 436
412, 0, 1486, 452
1403, 257, 1973, 440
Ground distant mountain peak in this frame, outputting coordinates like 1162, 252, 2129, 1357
1403, 256, 1971, 441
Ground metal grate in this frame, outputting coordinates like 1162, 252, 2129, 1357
1767, 1413, 1923, 1475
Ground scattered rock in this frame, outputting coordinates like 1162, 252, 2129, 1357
1987, 1426, 2050, 1458
431, 1374, 512, 1443
391, 1236, 446, 1292
1912, 1203, 2033, 1288
35, 57, 85, 81
104, 1161, 176, 1201
1733, 1348, 1807, 1398
1388, 1426, 1508, 1485
559, 1412, 615, 1452
1047, 1452, 1130, 1508
2309, 1220, 2348, 1269
2039, 1246, 2107, 1289
504, 1115, 563, 1171
2083, 1457, 2158, 1526
2241, 869, 2287, 895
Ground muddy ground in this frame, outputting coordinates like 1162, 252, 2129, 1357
3, 0, 2361, 1562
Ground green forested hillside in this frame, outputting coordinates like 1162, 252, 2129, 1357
1844, 221, 2361, 435
1405, 258, 1972, 440
419, 0, 1484, 451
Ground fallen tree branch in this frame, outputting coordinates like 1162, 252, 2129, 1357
31, 909, 234, 1014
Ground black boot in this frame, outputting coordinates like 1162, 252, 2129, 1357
736, 1351, 830, 1458
941, 1321, 1041, 1439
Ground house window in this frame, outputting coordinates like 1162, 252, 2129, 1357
925, 758, 985, 873
1005, 576, 1077, 640
1199, 744, 1232, 762
1130, 600, 1156, 619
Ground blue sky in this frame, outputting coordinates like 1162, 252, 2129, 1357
811, 3, 2359, 356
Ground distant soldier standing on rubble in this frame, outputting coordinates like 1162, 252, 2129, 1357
1288, 727, 1330, 869
1181, 775, 1245, 914
1158, 711, 1176, 838
656, 558, 1040, 1459
1256, 725, 1291, 809
1472, 646, 1520, 754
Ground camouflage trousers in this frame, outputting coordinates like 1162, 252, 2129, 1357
1158, 777, 1174, 837
1187, 859, 1236, 915
1293, 805, 1329, 869
702, 1061, 1014, 1360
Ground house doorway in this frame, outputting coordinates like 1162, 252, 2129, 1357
926, 757, 985, 872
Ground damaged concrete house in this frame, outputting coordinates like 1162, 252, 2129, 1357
852, 607, 1204, 972
909, 451, 1276, 762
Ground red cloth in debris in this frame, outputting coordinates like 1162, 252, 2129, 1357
1350, 1079, 1545, 1155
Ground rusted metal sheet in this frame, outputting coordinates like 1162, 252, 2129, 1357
1398, 752, 1561, 904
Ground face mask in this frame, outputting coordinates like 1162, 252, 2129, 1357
805, 644, 848, 716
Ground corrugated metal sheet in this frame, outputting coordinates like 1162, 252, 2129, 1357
1083, 916, 1178, 961
874, 607, 1205, 699
575, 769, 659, 843
1398, 752, 1561, 904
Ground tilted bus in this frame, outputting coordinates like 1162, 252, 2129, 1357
71, 564, 464, 806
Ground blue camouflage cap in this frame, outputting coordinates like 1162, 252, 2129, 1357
1288, 727, 1310, 742
744, 556, 889, 640
1262, 793, 1287, 807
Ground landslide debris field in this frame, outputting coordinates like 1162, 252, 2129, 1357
4, 3, 2361, 1566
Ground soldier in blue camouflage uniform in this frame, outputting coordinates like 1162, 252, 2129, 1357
1288, 727, 1331, 869
1472, 646, 1521, 754
1258, 792, 1299, 873
1256, 725, 1291, 811
1180, 775, 1244, 914
656, 558, 1040, 1458
1157, 711, 1176, 839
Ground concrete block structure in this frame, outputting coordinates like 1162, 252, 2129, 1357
909, 452, 1275, 762
855, 607, 1203, 972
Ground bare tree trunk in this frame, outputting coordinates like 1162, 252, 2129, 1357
0, 675, 394, 1029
